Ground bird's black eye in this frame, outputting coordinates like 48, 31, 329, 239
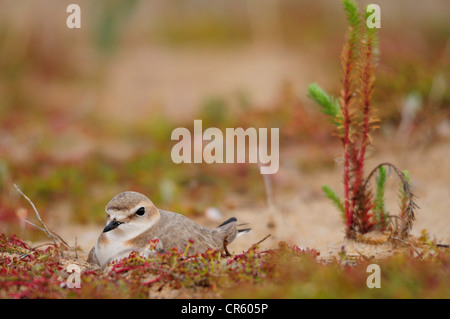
136, 207, 145, 216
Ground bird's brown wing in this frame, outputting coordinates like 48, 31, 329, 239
156, 210, 223, 253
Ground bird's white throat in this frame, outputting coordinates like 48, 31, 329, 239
106, 214, 160, 242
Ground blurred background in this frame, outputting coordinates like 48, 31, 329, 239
0, 0, 448, 253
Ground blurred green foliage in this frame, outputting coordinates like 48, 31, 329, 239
95, 0, 139, 53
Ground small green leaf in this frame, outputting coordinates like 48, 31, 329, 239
322, 185, 346, 221
374, 166, 388, 228
307, 83, 342, 127
343, 0, 361, 29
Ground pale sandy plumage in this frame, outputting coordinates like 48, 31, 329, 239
87, 191, 250, 267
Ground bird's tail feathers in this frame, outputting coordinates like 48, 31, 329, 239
236, 227, 251, 238
215, 217, 251, 241
217, 217, 237, 228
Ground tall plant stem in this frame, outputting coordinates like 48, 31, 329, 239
340, 0, 361, 235
351, 34, 375, 213
341, 41, 356, 232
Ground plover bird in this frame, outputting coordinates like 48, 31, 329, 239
87, 191, 250, 267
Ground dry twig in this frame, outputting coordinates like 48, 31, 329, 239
363, 163, 419, 238
246, 234, 271, 253
14, 183, 71, 250
391, 236, 423, 258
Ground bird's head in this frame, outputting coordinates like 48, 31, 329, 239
103, 191, 160, 235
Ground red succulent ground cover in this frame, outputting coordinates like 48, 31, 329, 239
0, 233, 320, 298
1, 232, 449, 298
0, 234, 450, 299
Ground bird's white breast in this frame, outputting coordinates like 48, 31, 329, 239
95, 216, 160, 267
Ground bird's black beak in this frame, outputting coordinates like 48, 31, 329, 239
103, 218, 123, 233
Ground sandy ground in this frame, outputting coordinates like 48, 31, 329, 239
54, 136, 450, 261
50, 43, 448, 259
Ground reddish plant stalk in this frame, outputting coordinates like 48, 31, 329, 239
351, 34, 376, 232
354, 39, 373, 194
341, 42, 356, 231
